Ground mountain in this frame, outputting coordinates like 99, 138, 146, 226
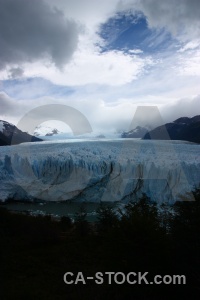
143, 115, 200, 143
96, 134, 106, 138
121, 126, 149, 138
0, 120, 42, 146
34, 125, 62, 137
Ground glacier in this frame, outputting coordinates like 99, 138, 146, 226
0, 139, 199, 203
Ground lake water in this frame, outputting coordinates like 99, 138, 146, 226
0, 201, 118, 222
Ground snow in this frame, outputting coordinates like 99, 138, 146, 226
0, 120, 15, 132
0, 139, 199, 203
34, 125, 62, 136
41, 132, 121, 141
0, 121, 5, 132
34, 124, 120, 140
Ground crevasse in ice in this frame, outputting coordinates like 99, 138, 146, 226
0, 139, 199, 203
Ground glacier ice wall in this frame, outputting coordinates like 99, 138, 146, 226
0, 139, 199, 203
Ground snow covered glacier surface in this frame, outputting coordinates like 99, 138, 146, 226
0, 139, 199, 203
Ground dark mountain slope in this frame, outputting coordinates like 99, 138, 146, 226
143, 115, 200, 143
0, 120, 42, 146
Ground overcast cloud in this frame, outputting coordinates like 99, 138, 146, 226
0, 0, 80, 70
116, 0, 200, 41
1, 0, 200, 71
0, 0, 200, 132
1, 91, 199, 134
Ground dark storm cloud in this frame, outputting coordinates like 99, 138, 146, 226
161, 95, 200, 123
139, 0, 200, 39
0, 0, 80, 69
0, 92, 13, 114
116, 0, 200, 40
8, 67, 24, 79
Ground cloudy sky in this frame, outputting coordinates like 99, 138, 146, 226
0, 0, 200, 134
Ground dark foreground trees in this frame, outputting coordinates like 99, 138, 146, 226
0, 189, 200, 299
